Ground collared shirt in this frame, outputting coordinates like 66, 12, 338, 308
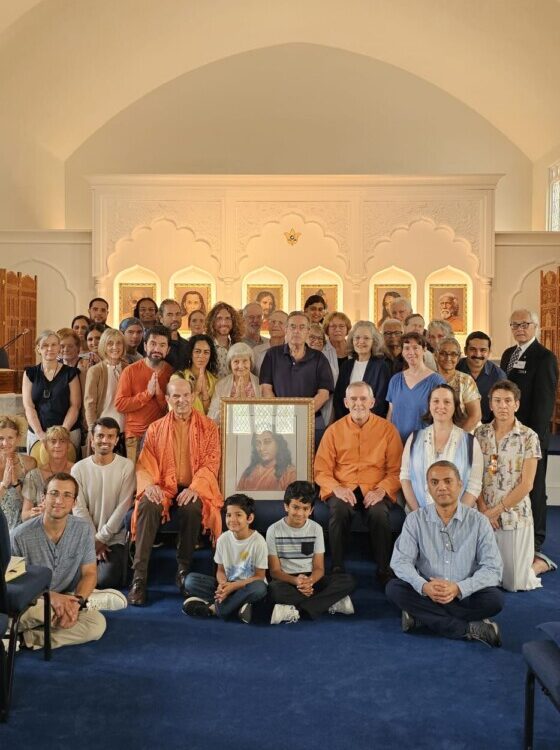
518, 336, 536, 356
240, 335, 267, 349
165, 333, 189, 372
259, 344, 334, 402
457, 358, 507, 423
390, 502, 502, 599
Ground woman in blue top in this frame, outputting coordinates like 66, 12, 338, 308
386, 332, 445, 443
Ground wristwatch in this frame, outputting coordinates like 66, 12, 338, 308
75, 595, 88, 610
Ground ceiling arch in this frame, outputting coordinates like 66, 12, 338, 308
1, 0, 559, 162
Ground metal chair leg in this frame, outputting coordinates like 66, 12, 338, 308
43, 590, 51, 661
0, 639, 7, 723
524, 668, 535, 750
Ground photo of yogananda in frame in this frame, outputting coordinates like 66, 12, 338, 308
236, 430, 297, 492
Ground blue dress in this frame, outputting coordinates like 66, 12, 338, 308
387, 371, 445, 443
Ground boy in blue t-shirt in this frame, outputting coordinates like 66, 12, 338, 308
182, 494, 268, 624
266, 481, 355, 624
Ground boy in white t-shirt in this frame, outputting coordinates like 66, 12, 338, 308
182, 494, 268, 624
266, 481, 356, 624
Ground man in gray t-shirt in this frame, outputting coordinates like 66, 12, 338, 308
11, 473, 107, 649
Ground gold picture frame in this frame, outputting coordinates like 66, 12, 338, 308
373, 284, 412, 328
429, 284, 468, 335
174, 283, 212, 333
300, 284, 338, 313
118, 283, 157, 323
246, 285, 284, 332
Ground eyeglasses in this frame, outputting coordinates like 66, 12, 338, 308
383, 331, 401, 337
309, 336, 325, 344
46, 490, 75, 500
438, 351, 460, 359
440, 528, 454, 552
509, 322, 534, 330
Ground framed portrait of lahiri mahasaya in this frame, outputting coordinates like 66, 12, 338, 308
220, 398, 314, 501
246, 285, 284, 332
118, 283, 157, 323
429, 284, 468, 335
300, 284, 339, 313
374, 284, 412, 328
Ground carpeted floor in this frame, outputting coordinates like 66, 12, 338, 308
3, 510, 560, 750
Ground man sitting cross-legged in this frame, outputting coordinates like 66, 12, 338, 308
386, 460, 504, 647
266, 480, 355, 624
127, 376, 223, 606
11, 473, 124, 650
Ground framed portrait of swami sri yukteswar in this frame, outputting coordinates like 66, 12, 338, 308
428, 283, 468, 335
220, 398, 315, 501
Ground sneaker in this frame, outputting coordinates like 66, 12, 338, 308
270, 604, 300, 625
87, 589, 128, 611
401, 610, 416, 633
328, 596, 355, 615
238, 603, 252, 624
1, 636, 19, 653
182, 597, 213, 618
466, 619, 502, 648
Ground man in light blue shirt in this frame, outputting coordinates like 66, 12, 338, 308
386, 460, 504, 647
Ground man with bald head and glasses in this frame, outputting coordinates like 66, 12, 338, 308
500, 309, 558, 556
386, 460, 504, 647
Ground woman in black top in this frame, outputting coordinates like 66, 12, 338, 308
22, 330, 81, 453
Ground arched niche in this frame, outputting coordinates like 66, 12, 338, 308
296, 266, 344, 315
14, 259, 76, 333
242, 266, 289, 329
112, 265, 160, 328
169, 266, 216, 333
424, 266, 473, 344
368, 266, 417, 326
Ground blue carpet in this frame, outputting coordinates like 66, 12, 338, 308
3, 512, 560, 750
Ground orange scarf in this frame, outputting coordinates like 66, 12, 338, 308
131, 410, 223, 543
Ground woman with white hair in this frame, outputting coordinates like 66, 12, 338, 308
208, 342, 262, 423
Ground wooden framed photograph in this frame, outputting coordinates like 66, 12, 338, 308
246, 285, 284, 332
220, 398, 315, 501
373, 284, 412, 328
174, 283, 212, 332
300, 284, 338, 313
118, 283, 157, 323
429, 284, 467, 334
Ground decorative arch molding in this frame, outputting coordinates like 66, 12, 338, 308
14, 257, 77, 311
241, 266, 289, 308
112, 265, 161, 326
296, 266, 344, 312
508, 259, 558, 311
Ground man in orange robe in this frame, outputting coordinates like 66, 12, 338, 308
128, 377, 223, 606
314, 381, 404, 585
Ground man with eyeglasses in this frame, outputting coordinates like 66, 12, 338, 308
381, 318, 405, 375
11, 473, 122, 649
241, 302, 267, 348
260, 311, 334, 446
500, 309, 559, 554
386, 461, 504, 647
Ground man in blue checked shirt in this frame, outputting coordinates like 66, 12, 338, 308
386, 460, 504, 647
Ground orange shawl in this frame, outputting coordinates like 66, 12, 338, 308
131, 409, 223, 543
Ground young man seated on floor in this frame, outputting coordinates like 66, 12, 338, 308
386, 460, 504, 647
266, 480, 356, 624
11, 472, 125, 650
182, 493, 268, 624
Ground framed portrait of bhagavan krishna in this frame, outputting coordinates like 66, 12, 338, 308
220, 398, 315, 500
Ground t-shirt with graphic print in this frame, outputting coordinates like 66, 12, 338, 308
214, 529, 268, 582
266, 517, 325, 575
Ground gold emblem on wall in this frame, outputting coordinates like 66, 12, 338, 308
284, 228, 301, 246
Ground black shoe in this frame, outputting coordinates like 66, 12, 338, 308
238, 603, 252, 624
127, 577, 147, 606
331, 565, 346, 575
466, 619, 502, 648
175, 568, 188, 595
376, 568, 395, 586
401, 610, 416, 633
182, 597, 213, 618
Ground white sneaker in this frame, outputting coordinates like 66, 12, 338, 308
87, 589, 128, 611
328, 596, 355, 615
270, 604, 300, 625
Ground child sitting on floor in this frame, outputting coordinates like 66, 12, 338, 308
266, 480, 356, 624
182, 493, 268, 624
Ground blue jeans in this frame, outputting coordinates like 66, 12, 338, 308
183, 572, 267, 619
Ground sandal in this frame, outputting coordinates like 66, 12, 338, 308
534, 551, 558, 573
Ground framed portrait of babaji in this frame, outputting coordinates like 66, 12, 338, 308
220, 398, 315, 501
300, 284, 338, 312
174, 283, 212, 317
429, 284, 467, 334
246, 284, 284, 332
119, 283, 157, 323
373, 284, 412, 328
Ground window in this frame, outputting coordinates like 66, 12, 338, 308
549, 163, 560, 231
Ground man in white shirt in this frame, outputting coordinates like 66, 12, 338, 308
72, 417, 135, 589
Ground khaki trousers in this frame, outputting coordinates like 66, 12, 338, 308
19, 599, 106, 650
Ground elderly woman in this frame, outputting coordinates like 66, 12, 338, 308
0, 416, 36, 529
174, 334, 219, 415
84, 328, 128, 434
435, 336, 481, 432
22, 425, 73, 521
205, 301, 245, 378
22, 330, 82, 453
400, 384, 483, 512
308, 323, 327, 352
323, 311, 352, 367
71, 315, 90, 352
208, 342, 262, 423
334, 320, 390, 419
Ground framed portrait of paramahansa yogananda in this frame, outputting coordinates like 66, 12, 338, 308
220, 398, 315, 501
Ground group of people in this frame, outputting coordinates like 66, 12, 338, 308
1, 290, 558, 649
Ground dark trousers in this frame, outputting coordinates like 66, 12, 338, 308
133, 496, 202, 579
386, 578, 504, 639
97, 543, 128, 589
184, 572, 268, 619
328, 491, 395, 572
530, 448, 548, 551
268, 573, 355, 620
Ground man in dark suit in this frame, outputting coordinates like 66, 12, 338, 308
500, 309, 559, 554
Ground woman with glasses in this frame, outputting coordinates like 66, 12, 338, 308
0, 416, 36, 529
400, 384, 483, 512
436, 336, 481, 432
22, 425, 73, 521
334, 320, 391, 419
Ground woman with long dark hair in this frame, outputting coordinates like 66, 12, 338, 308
174, 334, 218, 415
